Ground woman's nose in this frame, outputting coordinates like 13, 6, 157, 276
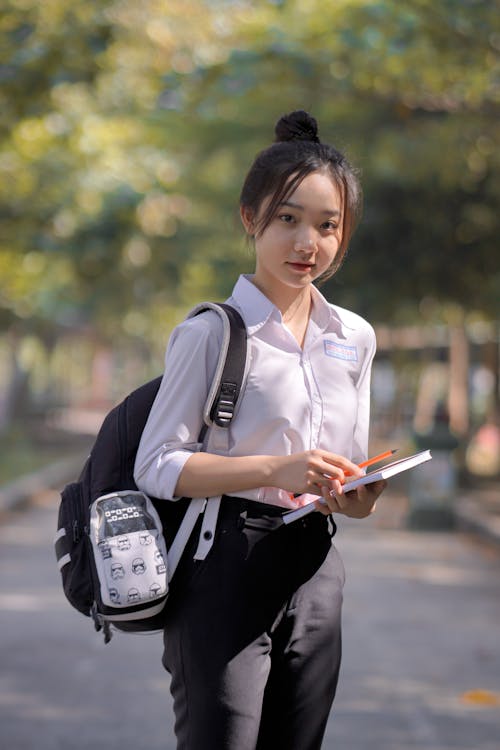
294, 238, 316, 253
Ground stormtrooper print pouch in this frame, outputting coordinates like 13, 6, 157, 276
54, 302, 248, 642
89, 491, 168, 621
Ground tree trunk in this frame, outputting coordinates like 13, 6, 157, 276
448, 321, 469, 437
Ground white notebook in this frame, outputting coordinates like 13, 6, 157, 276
283, 449, 432, 525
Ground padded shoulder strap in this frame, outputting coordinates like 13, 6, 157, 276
187, 302, 248, 429
168, 302, 248, 574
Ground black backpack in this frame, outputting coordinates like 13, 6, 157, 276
54, 303, 247, 642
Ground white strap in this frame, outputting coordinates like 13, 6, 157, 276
194, 496, 222, 561
171, 302, 248, 566
167, 497, 206, 581
188, 422, 228, 561
57, 553, 71, 570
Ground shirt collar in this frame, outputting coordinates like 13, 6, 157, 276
228, 275, 275, 335
310, 284, 354, 337
228, 274, 352, 338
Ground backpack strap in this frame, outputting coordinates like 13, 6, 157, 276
167, 302, 248, 576
187, 302, 248, 432
166, 497, 207, 580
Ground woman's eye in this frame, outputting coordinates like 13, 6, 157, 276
278, 214, 295, 224
322, 220, 338, 231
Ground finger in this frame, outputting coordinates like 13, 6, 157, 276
331, 478, 344, 495
320, 477, 343, 497
313, 475, 343, 495
332, 490, 348, 510
315, 463, 346, 485
322, 453, 364, 478
316, 488, 342, 515
323, 483, 348, 512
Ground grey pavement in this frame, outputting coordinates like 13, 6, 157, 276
330, 511, 500, 750
1, 487, 500, 750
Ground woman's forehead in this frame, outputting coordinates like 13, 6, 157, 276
284, 172, 342, 209
258, 170, 343, 216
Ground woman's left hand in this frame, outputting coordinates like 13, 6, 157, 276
315, 478, 387, 519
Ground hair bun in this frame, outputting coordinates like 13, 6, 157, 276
274, 110, 320, 144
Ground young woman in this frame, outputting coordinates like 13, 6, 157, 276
134, 110, 386, 750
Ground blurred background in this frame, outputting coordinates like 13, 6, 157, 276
0, 0, 498, 493
1, 4, 500, 749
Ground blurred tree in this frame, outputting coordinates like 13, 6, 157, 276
164, 0, 499, 322
0, 0, 498, 341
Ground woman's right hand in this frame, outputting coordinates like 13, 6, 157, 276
270, 450, 364, 497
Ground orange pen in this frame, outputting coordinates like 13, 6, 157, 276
344, 448, 398, 477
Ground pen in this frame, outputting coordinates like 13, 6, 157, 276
345, 448, 398, 477
290, 448, 398, 499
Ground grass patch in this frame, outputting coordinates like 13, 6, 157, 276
0, 426, 90, 485
0, 441, 66, 485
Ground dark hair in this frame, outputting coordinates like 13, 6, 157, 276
239, 110, 362, 278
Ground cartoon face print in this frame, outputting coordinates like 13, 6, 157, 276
110, 563, 125, 580
154, 549, 166, 574
117, 536, 131, 551
108, 588, 120, 603
99, 542, 112, 560
139, 532, 153, 546
149, 582, 162, 599
127, 588, 140, 603
132, 558, 146, 575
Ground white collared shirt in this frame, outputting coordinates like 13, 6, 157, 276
134, 275, 376, 509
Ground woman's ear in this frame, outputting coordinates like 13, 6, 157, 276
240, 205, 255, 236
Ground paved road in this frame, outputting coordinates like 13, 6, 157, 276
1, 490, 499, 750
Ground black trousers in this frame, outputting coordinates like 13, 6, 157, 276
163, 496, 345, 750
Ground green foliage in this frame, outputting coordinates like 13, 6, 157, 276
0, 0, 498, 345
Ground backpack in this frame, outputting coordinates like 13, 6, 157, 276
54, 303, 247, 642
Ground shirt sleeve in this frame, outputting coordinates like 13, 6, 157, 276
351, 322, 377, 464
133, 311, 223, 500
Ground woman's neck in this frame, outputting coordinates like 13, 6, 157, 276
281, 288, 312, 325
251, 276, 313, 347
251, 275, 311, 316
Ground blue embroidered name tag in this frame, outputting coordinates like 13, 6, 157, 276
324, 340, 358, 362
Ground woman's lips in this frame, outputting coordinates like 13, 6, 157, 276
287, 262, 315, 272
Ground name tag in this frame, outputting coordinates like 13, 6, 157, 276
324, 340, 358, 362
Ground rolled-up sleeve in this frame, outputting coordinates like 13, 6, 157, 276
351, 323, 377, 464
134, 312, 222, 500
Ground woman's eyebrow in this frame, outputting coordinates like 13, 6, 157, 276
280, 200, 340, 216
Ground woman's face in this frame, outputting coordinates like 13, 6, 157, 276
241, 171, 343, 298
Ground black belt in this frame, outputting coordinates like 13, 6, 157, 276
221, 496, 288, 518
218, 495, 332, 535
